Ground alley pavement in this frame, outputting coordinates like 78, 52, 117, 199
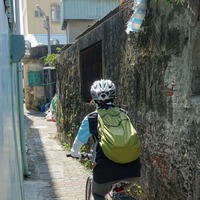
23, 107, 91, 200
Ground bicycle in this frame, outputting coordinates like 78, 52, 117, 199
66, 152, 137, 200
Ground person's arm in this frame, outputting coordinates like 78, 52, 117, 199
70, 116, 91, 158
70, 137, 84, 158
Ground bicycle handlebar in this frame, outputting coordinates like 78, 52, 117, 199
66, 152, 92, 160
66, 153, 74, 158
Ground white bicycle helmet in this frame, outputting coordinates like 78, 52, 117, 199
90, 79, 116, 101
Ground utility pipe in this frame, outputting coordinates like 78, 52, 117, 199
17, 64, 31, 177
15, 0, 30, 177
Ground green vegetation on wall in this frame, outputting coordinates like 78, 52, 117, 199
44, 48, 61, 67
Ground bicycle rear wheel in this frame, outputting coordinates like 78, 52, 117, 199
85, 176, 111, 200
105, 193, 113, 200
85, 176, 94, 200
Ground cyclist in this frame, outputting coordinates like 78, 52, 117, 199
70, 79, 141, 200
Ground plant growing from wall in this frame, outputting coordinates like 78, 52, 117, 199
44, 47, 60, 67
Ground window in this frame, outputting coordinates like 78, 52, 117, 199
28, 71, 43, 87
80, 41, 102, 102
34, 10, 43, 18
51, 4, 60, 23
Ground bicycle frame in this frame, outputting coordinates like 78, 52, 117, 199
85, 175, 136, 200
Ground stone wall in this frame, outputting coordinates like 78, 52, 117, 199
56, 0, 200, 199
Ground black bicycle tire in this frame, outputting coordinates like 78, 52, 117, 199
105, 193, 112, 200
85, 176, 93, 200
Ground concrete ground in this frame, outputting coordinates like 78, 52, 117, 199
23, 107, 91, 200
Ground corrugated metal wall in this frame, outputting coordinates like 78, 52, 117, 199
61, 0, 118, 20
34, 34, 67, 45
0, 1, 24, 200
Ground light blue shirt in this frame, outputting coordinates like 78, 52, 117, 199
76, 116, 91, 144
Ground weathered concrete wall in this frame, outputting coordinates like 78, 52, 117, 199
23, 58, 45, 110
22, 45, 63, 110
57, 0, 200, 199
23, 46, 47, 110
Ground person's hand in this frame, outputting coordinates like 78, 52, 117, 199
66, 153, 80, 159
80, 152, 91, 160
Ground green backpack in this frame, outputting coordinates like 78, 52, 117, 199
96, 107, 141, 164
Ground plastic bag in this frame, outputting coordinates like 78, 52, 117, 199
126, 0, 147, 34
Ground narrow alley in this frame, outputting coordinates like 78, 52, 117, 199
23, 107, 90, 200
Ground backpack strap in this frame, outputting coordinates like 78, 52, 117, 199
119, 108, 128, 115
88, 111, 100, 162
88, 111, 99, 138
